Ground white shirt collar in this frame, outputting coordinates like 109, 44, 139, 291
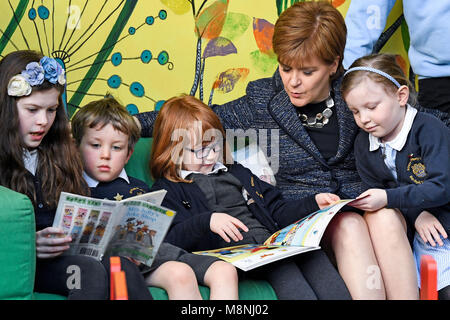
83, 168, 130, 188
23, 148, 38, 175
369, 105, 418, 152
180, 162, 228, 179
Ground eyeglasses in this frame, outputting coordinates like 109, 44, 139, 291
185, 142, 221, 159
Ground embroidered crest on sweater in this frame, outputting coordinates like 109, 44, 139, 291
407, 156, 427, 184
129, 187, 146, 196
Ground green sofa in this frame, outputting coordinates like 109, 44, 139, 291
0, 138, 277, 300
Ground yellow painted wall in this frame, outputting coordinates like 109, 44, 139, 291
0, 0, 407, 115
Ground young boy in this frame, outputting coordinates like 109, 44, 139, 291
71, 97, 148, 200
71, 97, 239, 300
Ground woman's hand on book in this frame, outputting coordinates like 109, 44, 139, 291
210, 213, 249, 243
315, 193, 340, 209
35, 227, 71, 259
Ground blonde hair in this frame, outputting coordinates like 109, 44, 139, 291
71, 97, 141, 151
341, 53, 417, 106
150, 94, 232, 183
272, 1, 347, 80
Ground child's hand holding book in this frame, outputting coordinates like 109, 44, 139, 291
209, 212, 249, 243
35, 227, 72, 259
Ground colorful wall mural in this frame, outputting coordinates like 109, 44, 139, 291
0, 0, 408, 117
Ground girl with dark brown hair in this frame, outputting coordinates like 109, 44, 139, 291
0, 50, 153, 299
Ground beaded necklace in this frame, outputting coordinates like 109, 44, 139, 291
297, 95, 334, 128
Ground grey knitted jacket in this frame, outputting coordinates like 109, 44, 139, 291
137, 70, 364, 200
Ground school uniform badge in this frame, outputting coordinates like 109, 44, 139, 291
129, 187, 146, 196
407, 156, 427, 184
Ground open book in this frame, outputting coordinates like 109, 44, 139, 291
52, 190, 174, 267
193, 199, 356, 271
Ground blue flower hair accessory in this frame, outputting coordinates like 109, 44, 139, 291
7, 56, 66, 97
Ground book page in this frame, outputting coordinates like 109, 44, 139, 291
124, 189, 167, 206
194, 199, 360, 271
232, 246, 319, 271
105, 200, 175, 266
52, 192, 122, 259
194, 244, 319, 271
53, 191, 174, 265
264, 200, 354, 247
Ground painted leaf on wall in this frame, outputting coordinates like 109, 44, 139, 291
395, 54, 407, 76
221, 12, 251, 41
332, 0, 346, 8
276, 0, 345, 15
253, 18, 275, 56
250, 50, 278, 74
160, 0, 191, 15
212, 67, 250, 93
401, 18, 410, 53
195, 0, 229, 39
276, 0, 304, 16
203, 37, 237, 59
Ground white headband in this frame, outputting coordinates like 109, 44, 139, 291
343, 66, 401, 88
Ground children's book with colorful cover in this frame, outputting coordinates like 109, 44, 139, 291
193, 199, 356, 271
52, 190, 174, 267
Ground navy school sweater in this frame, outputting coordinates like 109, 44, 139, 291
89, 176, 150, 201
354, 112, 450, 231
149, 163, 319, 252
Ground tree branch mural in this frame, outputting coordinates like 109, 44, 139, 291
1, 0, 173, 116
1, 0, 409, 114
163, 0, 280, 105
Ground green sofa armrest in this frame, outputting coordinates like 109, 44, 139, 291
0, 186, 36, 300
